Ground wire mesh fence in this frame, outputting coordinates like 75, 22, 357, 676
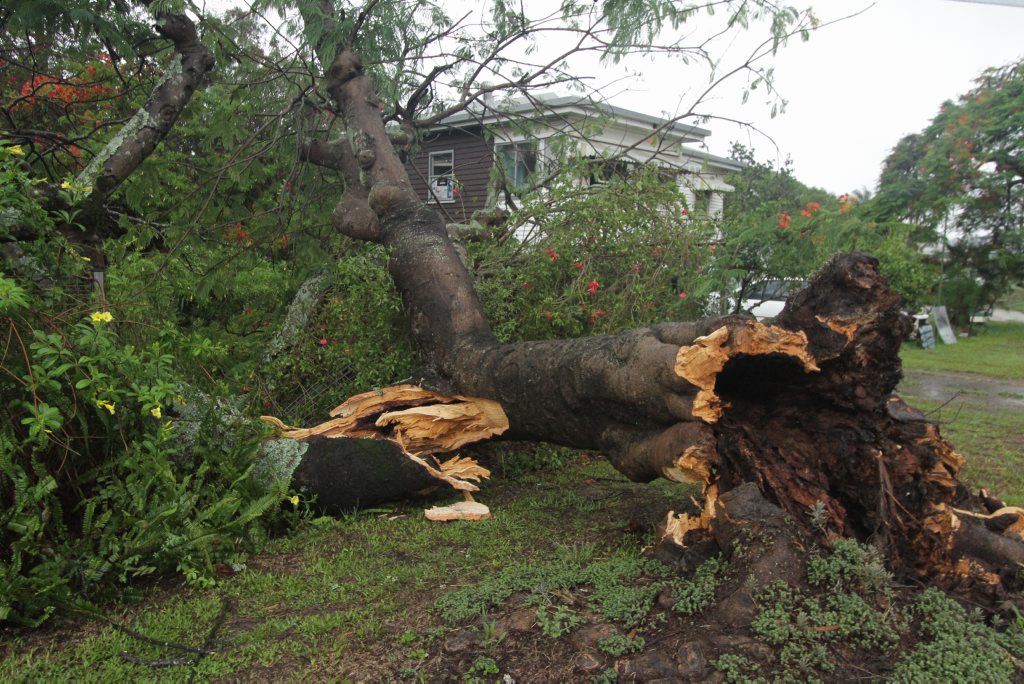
271, 367, 357, 425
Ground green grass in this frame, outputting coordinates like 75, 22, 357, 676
0, 456, 696, 682
900, 321, 1024, 378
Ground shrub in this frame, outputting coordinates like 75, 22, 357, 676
0, 154, 290, 625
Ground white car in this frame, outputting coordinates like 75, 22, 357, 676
739, 280, 805, 321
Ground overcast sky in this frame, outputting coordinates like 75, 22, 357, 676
230, 0, 1024, 195
612, 0, 1024, 195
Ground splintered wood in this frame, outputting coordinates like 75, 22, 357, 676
424, 500, 492, 522
261, 384, 507, 521
674, 322, 819, 422
656, 486, 719, 547
261, 384, 508, 455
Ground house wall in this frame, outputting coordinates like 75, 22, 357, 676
405, 129, 493, 224
407, 113, 739, 227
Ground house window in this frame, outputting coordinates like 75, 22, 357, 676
588, 158, 634, 185
693, 189, 713, 214
428, 150, 455, 203
496, 142, 537, 189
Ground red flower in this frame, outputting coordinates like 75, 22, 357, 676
243, 305, 253, 314
777, 212, 791, 229
319, 338, 328, 346
544, 311, 554, 320
573, 261, 584, 271
681, 208, 688, 216
546, 247, 560, 261
586, 280, 600, 295
521, 281, 531, 289
589, 309, 606, 321
678, 291, 687, 299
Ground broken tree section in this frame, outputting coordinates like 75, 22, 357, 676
305, 46, 1021, 600
262, 385, 504, 519
652, 253, 1023, 603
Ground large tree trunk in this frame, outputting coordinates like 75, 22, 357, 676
273, 48, 1024, 604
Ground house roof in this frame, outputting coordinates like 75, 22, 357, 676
432, 94, 712, 144
680, 147, 745, 173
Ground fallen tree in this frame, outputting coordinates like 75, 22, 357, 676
259, 44, 1024, 608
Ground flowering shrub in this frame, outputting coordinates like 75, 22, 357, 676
467, 163, 716, 342
0, 154, 288, 626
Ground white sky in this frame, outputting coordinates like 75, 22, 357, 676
611, 0, 1024, 195
224, 0, 1024, 195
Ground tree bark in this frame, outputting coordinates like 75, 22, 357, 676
275, 47, 1024, 602
75, 11, 215, 203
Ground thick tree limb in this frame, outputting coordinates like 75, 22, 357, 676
75, 11, 214, 202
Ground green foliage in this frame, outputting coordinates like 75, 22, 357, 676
464, 655, 501, 681
597, 631, 645, 657
715, 145, 935, 313
892, 588, 1019, 683
262, 246, 415, 421
0, 154, 290, 626
470, 162, 715, 342
748, 541, 909, 681
875, 59, 1024, 322
434, 548, 667, 630
670, 555, 724, 615
713, 653, 764, 683
536, 604, 585, 639
805, 538, 891, 596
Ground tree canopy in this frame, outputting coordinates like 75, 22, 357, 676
874, 59, 1024, 322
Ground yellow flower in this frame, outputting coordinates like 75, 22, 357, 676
61, 180, 91, 192
96, 399, 116, 415
89, 311, 113, 325
150, 406, 162, 419
6, 145, 25, 156
81, 256, 91, 262
287, 495, 300, 507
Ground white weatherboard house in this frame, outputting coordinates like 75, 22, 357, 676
405, 94, 743, 227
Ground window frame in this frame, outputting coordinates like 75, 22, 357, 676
495, 140, 540, 190
427, 149, 456, 204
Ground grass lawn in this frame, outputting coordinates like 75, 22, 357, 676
900, 321, 1024, 379
0, 455, 697, 682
